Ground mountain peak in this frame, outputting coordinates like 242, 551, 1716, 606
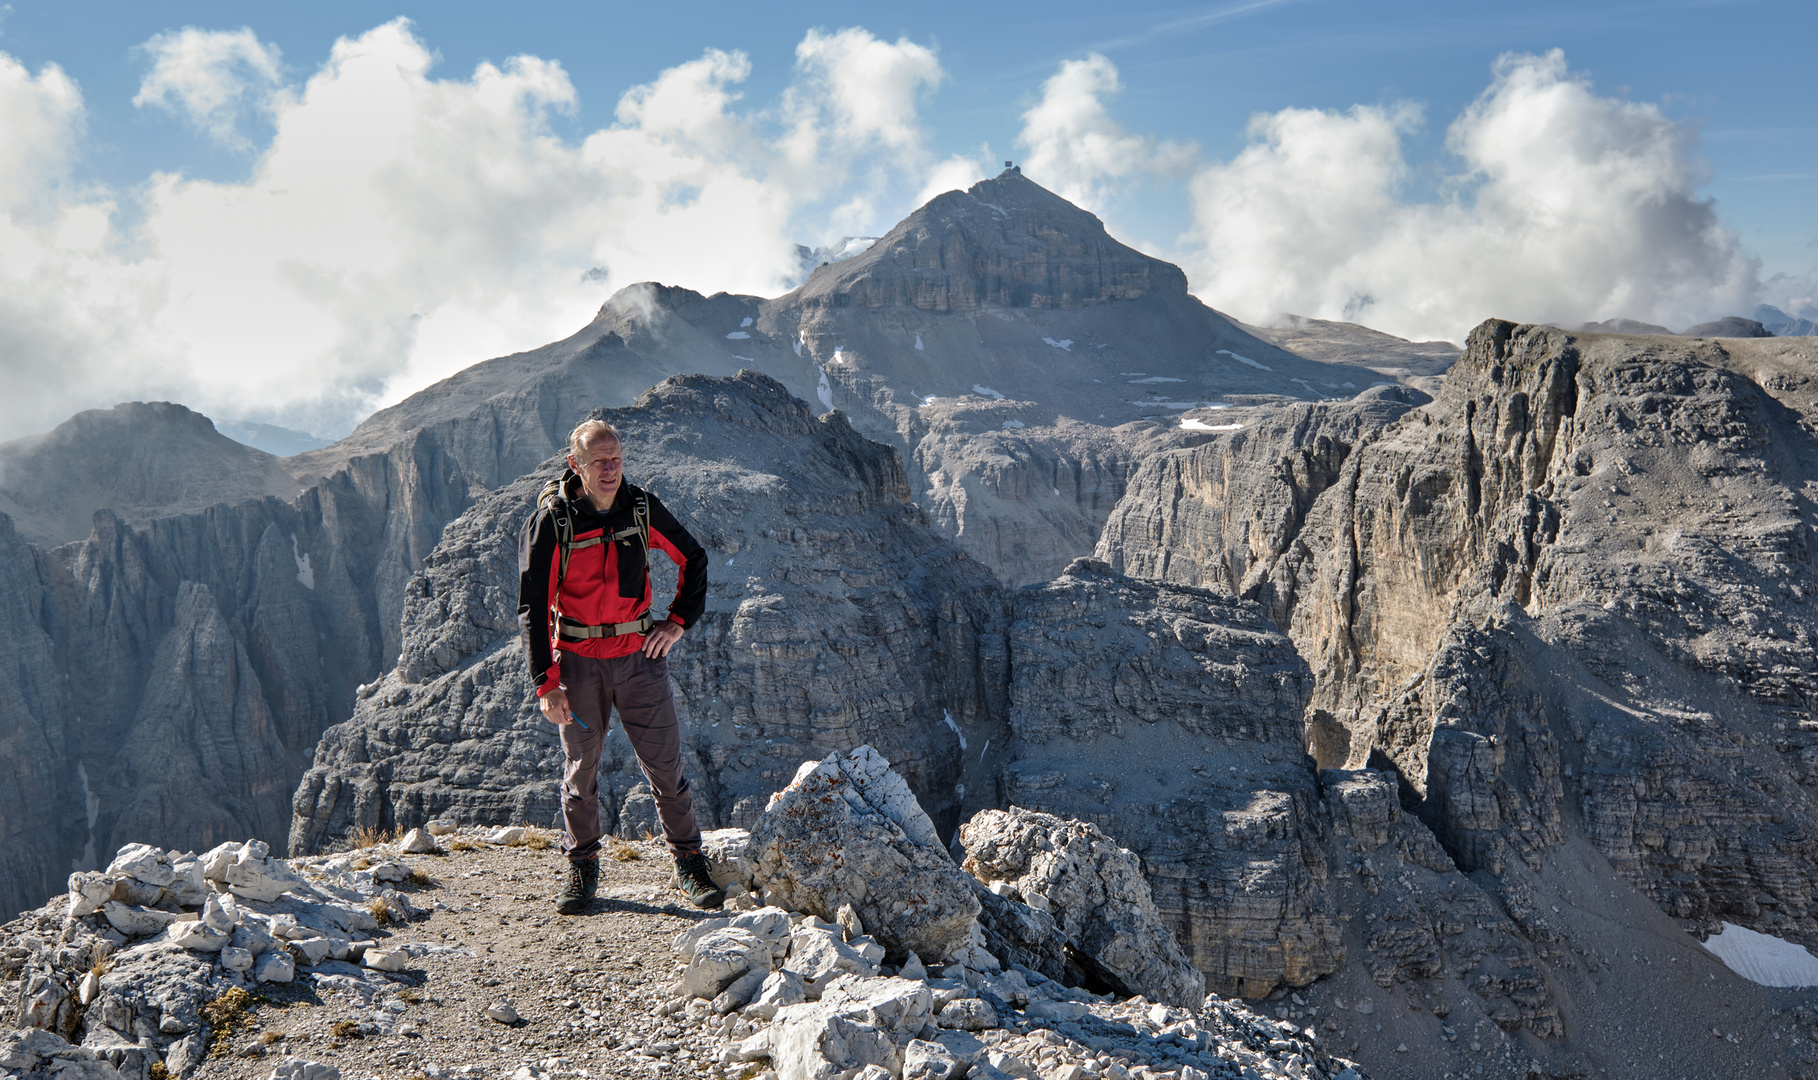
794, 169, 1187, 312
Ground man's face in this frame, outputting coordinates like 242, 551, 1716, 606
570, 435, 623, 503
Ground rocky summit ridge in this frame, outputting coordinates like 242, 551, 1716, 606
3, 751, 1368, 1080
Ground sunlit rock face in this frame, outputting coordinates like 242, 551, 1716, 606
289, 371, 1009, 857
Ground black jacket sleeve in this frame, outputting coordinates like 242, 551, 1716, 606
517, 506, 559, 694
646, 492, 709, 629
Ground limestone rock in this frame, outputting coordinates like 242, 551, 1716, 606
66, 874, 119, 919
783, 926, 882, 998
361, 947, 407, 973
682, 927, 773, 999
748, 746, 980, 962
253, 949, 295, 983
223, 840, 302, 903
101, 903, 180, 938
105, 844, 175, 887
0, 1028, 124, 1079
746, 968, 808, 1019
167, 919, 229, 953
398, 828, 438, 854
266, 1059, 342, 1080
960, 807, 1203, 1008
769, 976, 934, 1080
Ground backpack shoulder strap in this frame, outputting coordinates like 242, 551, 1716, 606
540, 475, 579, 594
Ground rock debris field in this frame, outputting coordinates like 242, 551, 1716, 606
3, 748, 1366, 1080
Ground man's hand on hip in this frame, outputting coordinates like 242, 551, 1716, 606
644, 621, 684, 659
539, 687, 576, 725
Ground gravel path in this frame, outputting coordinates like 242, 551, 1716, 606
191, 833, 721, 1080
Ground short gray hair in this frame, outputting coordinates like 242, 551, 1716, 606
567, 419, 621, 460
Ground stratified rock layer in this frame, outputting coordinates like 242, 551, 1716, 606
1000, 559, 1338, 998
1098, 320, 1818, 1073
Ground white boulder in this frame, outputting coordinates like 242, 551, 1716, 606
102, 902, 180, 937
903, 1038, 965, 1080
221, 947, 254, 974
223, 840, 303, 902
107, 843, 176, 887
748, 746, 980, 962
682, 927, 773, 999
67, 872, 119, 918
362, 947, 408, 973
746, 968, 808, 1020
169, 918, 230, 952
959, 807, 1206, 1008
253, 949, 295, 983
200, 841, 241, 881
201, 893, 237, 933
167, 855, 210, 906
399, 828, 439, 854
291, 937, 335, 966
783, 926, 881, 998
769, 976, 934, 1080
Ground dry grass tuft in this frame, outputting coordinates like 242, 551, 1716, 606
350, 825, 397, 850
366, 899, 394, 927
504, 829, 554, 850
407, 868, 433, 887
607, 839, 642, 862
259, 1030, 284, 1046
149, 1064, 170, 1080
398, 988, 422, 1005
447, 839, 477, 853
330, 1019, 363, 1039
201, 987, 258, 1051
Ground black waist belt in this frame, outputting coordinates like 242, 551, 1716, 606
557, 613, 654, 641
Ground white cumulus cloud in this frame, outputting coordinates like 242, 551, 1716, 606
133, 27, 285, 149
0, 20, 968, 443
1015, 53, 1192, 213
1179, 50, 1757, 341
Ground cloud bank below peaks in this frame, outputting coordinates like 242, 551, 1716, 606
1177, 50, 1757, 343
0, 20, 992, 444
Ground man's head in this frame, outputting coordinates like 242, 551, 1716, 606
566, 419, 623, 509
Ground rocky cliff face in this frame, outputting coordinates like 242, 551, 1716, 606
0, 482, 396, 921
289, 371, 1009, 854
1097, 321, 1818, 1073
999, 559, 1338, 997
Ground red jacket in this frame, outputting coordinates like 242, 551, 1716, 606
517, 473, 708, 696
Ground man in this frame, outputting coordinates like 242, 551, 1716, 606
517, 418, 722, 914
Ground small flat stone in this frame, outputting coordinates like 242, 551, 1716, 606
486, 1002, 522, 1025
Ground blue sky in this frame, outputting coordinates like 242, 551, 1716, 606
0, 0, 1813, 439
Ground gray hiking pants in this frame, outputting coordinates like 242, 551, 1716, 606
556, 650, 701, 861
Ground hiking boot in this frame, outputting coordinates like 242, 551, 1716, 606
555, 857, 598, 915
673, 851, 725, 910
